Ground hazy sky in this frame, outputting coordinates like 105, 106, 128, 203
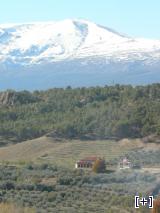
0, 0, 159, 39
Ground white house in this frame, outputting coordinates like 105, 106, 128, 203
119, 157, 132, 169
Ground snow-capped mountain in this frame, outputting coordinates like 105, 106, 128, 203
0, 19, 160, 90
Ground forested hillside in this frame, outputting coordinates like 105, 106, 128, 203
0, 84, 160, 145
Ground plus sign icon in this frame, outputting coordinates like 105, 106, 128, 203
135, 196, 153, 208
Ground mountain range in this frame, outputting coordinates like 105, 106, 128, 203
0, 19, 160, 90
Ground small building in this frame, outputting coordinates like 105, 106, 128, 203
119, 157, 132, 169
75, 156, 99, 169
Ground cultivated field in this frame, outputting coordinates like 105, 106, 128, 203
0, 136, 145, 168
0, 137, 160, 213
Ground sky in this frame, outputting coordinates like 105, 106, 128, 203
0, 0, 159, 39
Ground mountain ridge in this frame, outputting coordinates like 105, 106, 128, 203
0, 19, 160, 90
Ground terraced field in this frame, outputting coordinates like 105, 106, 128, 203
0, 136, 144, 168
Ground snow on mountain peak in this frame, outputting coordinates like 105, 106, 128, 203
1, 19, 160, 90
0, 19, 160, 65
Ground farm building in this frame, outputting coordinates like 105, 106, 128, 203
119, 157, 132, 169
75, 156, 99, 169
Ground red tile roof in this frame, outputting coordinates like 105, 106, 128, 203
78, 156, 99, 162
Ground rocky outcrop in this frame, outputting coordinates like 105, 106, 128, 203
0, 90, 40, 106
0, 91, 16, 106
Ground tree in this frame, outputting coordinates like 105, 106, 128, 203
92, 158, 106, 173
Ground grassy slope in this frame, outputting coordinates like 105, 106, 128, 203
0, 203, 35, 213
0, 136, 146, 168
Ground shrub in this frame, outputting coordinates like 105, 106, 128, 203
152, 199, 160, 213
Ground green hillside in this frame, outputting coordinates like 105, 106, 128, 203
0, 84, 160, 145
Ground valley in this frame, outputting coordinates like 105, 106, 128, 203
0, 136, 159, 212
0, 85, 160, 212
